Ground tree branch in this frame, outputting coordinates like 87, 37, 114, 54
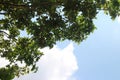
0, 30, 9, 36
0, 12, 6, 15
0, 2, 28, 8
0, 1, 63, 9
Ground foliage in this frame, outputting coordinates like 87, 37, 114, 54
0, 0, 120, 80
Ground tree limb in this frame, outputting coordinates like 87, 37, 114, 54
0, 30, 9, 36
0, 12, 6, 15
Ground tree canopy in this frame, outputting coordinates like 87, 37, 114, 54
0, 0, 120, 80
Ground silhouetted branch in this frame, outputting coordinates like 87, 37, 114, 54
0, 30, 9, 36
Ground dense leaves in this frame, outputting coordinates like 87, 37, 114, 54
0, 0, 120, 80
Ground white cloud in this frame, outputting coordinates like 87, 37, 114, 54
0, 57, 9, 68
117, 16, 120, 23
14, 43, 78, 80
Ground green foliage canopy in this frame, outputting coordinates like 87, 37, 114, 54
0, 0, 120, 80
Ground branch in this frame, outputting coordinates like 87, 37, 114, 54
0, 30, 9, 36
0, 1, 63, 9
0, 12, 6, 15
0, 2, 28, 8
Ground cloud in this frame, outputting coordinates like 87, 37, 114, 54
14, 43, 78, 80
117, 16, 120, 23
0, 57, 9, 68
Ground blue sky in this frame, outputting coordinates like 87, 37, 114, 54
57, 11, 120, 80
74, 11, 120, 80
1, 10, 120, 80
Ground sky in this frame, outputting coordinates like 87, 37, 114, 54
1, 11, 120, 80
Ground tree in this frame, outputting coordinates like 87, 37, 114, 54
0, 0, 120, 80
